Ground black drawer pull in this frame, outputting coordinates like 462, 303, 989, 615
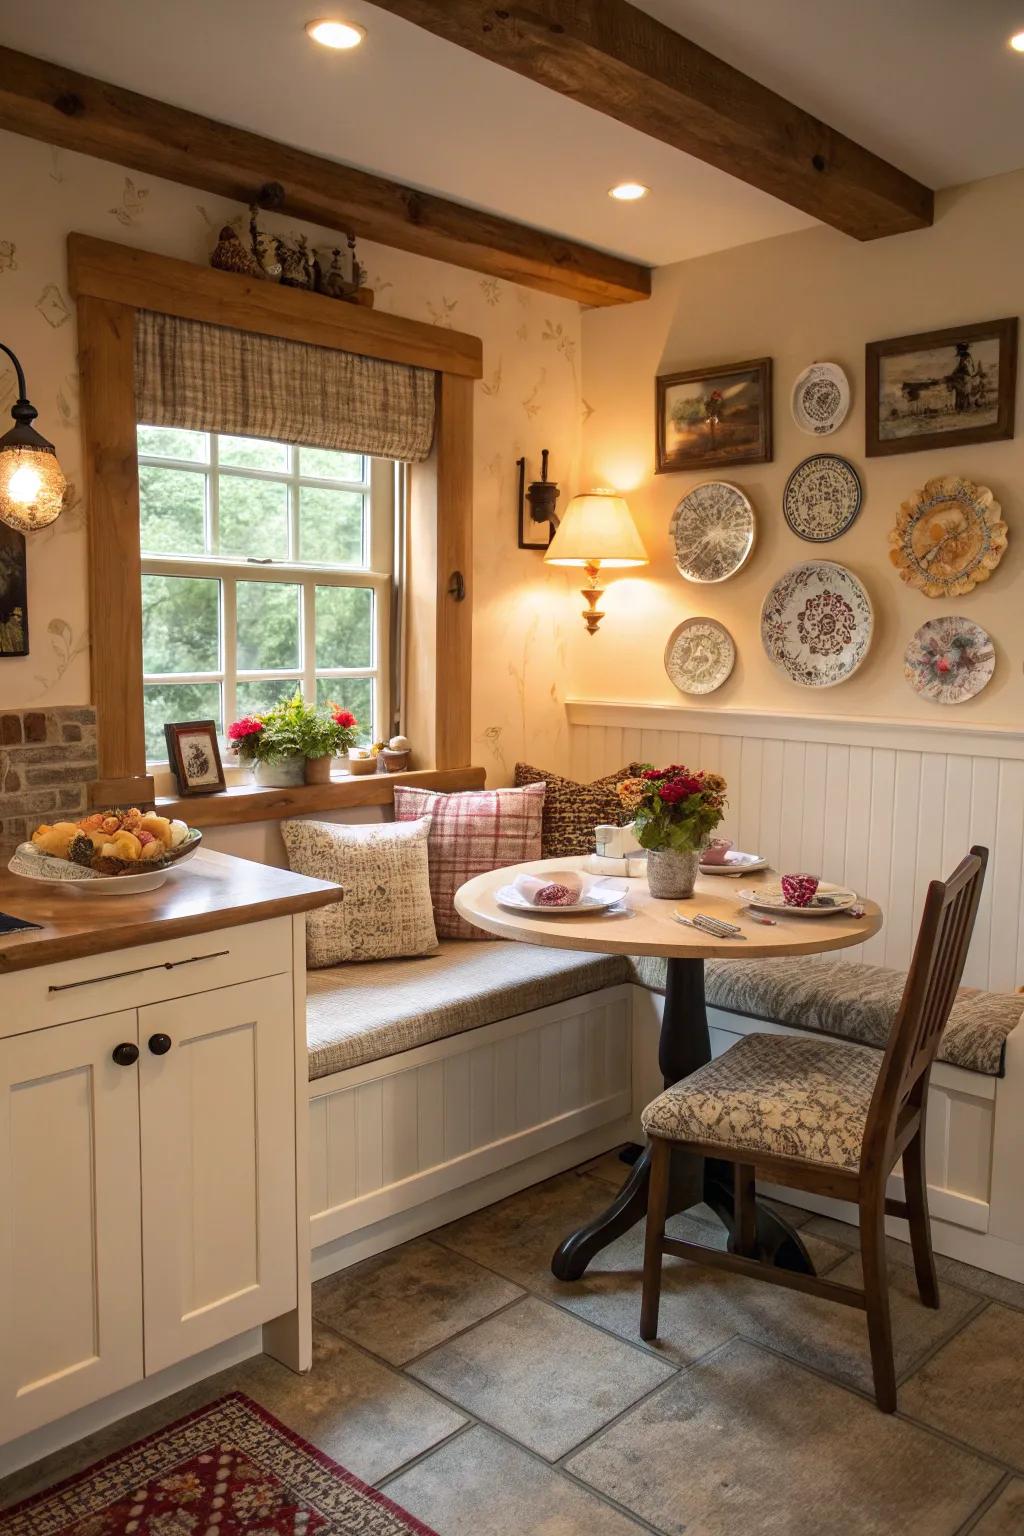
112, 1041, 139, 1067
48, 950, 230, 993
148, 1033, 173, 1055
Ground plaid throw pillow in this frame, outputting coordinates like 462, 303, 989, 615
513, 761, 645, 858
394, 782, 545, 940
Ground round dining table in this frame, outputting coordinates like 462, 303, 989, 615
455, 856, 882, 1284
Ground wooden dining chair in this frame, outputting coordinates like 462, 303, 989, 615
640, 847, 988, 1411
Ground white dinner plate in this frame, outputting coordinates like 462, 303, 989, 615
699, 851, 767, 877
739, 880, 859, 916
495, 882, 627, 916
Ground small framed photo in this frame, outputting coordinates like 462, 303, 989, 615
656, 357, 772, 474
164, 720, 226, 796
866, 318, 1018, 457
0, 523, 28, 658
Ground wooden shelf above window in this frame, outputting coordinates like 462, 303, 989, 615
156, 765, 486, 827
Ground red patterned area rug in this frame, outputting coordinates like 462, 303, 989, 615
0, 1392, 439, 1536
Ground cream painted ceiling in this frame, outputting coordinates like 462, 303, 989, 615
2, 0, 1023, 268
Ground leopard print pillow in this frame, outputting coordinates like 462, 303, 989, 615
513, 762, 644, 859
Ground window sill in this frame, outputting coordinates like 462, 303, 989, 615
155, 764, 486, 827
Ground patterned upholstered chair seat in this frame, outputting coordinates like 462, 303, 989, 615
641, 1032, 882, 1171
627, 954, 1022, 1077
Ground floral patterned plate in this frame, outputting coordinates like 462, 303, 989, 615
904, 616, 995, 704
791, 362, 851, 435
761, 560, 873, 688
670, 482, 755, 584
664, 617, 736, 695
889, 476, 1007, 598
783, 455, 863, 542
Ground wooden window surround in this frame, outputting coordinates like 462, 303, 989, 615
70, 233, 483, 823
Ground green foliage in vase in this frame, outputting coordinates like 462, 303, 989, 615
617, 764, 727, 853
228, 691, 360, 764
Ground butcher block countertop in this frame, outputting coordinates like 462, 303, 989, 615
0, 848, 340, 974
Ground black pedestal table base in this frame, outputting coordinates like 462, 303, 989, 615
551, 954, 815, 1282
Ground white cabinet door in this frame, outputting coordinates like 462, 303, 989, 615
139, 975, 297, 1374
0, 1011, 143, 1442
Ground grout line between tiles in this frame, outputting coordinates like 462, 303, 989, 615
952, 1472, 1014, 1536
894, 1294, 990, 1388
372, 1418, 477, 1491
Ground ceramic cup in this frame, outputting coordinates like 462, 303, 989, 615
702, 838, 734, 865
781, 872, 820, 907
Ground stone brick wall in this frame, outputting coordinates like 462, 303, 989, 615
0, 707, 98, 857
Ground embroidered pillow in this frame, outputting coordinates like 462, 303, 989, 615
393, 782, 545, 940
281, 816, 437, 967
513, 761, 645, 858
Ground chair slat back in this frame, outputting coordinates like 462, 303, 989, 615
865, 847, 987, 1149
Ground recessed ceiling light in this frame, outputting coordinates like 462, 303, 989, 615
609, 182, 649, 202
1010, 30, 1024, 50
306, 18, 365, 49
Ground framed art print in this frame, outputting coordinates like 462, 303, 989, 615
866, 318, 1018, 457
0, 522, 28, 658
164, 719, 226, 795
656, 356, 772, 473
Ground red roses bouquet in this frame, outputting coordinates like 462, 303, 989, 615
617, 764, 727, 853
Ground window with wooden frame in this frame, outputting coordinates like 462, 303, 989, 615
136, 426, 396, 768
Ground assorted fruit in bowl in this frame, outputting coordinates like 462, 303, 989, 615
27, 809, 199, 877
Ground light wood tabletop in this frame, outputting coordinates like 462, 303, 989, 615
455, 856, 882, 960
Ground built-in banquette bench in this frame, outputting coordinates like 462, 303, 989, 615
307, 942, 1024, 1284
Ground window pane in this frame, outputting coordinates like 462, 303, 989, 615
236, 679, 301, 717
317, 677, 372, 743
142, 575, 220, 674
137, 425, 208, 462
144, 682, 221, 762
237, 581, 300, 671
139, 466, 206, 556
218, 435, 290, 472
218, 476, 289, 560
316, 585, 372, 669
299, 486, 364, 565
299, 446, 365, 482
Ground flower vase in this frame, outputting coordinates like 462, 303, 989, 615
304, 754, 334, 785
251, 754, 306, 788
646, 847, 701, 900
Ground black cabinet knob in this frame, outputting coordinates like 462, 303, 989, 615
111, 1041, 139, 1067
148, 1033, 173, 1056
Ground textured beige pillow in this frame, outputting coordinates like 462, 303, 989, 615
281, 816, 438, 967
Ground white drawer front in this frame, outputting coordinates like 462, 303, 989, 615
0, 917, 292, 1036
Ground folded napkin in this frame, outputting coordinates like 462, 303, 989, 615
512, 872, 627, 908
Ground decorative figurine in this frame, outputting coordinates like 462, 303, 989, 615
210, 225, 263, 279
249, 205, 281, 281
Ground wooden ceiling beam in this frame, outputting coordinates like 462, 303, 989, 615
0, 45, 651, 307
366, 0, 934, 241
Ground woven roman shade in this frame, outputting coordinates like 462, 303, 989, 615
134, 309, 436, 462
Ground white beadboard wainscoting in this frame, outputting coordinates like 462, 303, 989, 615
568, 699, 1024, 993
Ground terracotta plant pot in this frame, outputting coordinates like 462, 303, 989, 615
380, 748, 411, 773
304, 754, 334, 785
251, 754, 305, 788
347, 751, 378, 776
646, 847, 701, 900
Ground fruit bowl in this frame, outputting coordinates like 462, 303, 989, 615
9, 820, 203, 895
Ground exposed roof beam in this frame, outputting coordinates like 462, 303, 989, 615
0, 45, 651, 307
366, 0, 934, 241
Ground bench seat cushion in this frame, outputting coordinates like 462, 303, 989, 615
307, 940, 629, 1079
627, 954, 1021, 1077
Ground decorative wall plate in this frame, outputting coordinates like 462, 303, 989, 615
670, 481, 755, 583
904, 616, 995, 704
791, 363, 851, 435
664, 617, 736, 695
783, 455, 863, 542
761, 560, 873, 688
889, 476, 1007, 597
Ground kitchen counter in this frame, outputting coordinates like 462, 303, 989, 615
0, 846, 339, 974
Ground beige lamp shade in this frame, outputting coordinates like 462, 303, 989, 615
544, 489, 648, 569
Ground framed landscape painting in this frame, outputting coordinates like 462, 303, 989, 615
0, 523, 28, 658
866, 318, 1018, 457
656, 357, 772, 473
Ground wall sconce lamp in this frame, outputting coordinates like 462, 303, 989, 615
0, 342, 66, 532
516, 449, 560, 549
544, 488, 648, 634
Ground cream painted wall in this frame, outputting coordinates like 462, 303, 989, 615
0, 131, 582, 779
577, 169, 1024, 729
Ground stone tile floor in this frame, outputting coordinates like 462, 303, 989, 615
4, 1149, 1024, 1535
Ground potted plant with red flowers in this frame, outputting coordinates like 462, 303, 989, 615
617, 764, 728, 898
227, 692, 361, 787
